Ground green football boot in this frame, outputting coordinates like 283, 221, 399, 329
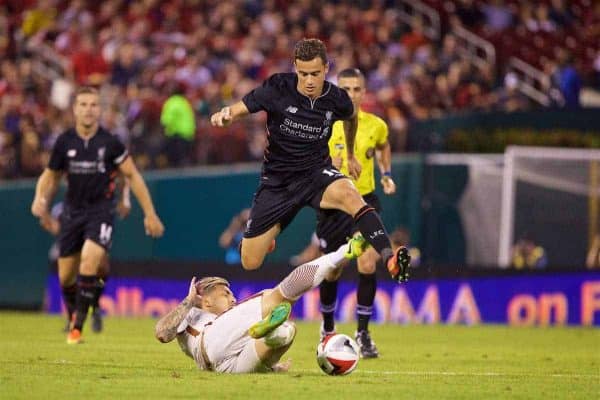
248, 301, 292, 339
344, 234, 371, 260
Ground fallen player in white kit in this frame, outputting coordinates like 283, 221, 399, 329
155, 235, 370, 373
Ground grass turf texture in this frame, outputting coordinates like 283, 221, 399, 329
0, 312, 598, 399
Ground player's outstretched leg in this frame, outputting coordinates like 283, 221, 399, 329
259, 235, 369, 316
248, 302, 292, 339
245, 237, 370, 372
352, 205, 408, 281
262, 235, 369, 313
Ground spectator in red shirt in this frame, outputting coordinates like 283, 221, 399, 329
70, 34, 108, 85
400, 17, 430, 56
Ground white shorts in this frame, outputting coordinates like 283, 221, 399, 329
203, 294, 271, 373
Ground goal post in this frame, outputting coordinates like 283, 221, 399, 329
498, 146, 600, 267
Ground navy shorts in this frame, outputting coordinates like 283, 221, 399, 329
316, 192, 381, 253
244, 166, 346, 238
58, 207, 115, 257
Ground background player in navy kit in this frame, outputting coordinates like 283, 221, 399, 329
210, 38, 410, 283
31, 86, 164, 344
39, 178, 130, 333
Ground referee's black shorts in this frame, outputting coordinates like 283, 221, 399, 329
316, 192, 381, 253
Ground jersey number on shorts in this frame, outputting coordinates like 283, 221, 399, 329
99, 223, 113, 245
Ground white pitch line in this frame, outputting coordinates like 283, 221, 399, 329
48, 360, 598, 379
296, 370, 599, 379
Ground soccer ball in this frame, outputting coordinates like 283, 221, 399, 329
316, 333, 360, 375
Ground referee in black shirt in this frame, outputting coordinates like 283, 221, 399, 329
31, 86, 164, 344
210, 38, 410, 283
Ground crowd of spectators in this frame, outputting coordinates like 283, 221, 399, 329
441, 0, 599, 103
0, 0, 597, 179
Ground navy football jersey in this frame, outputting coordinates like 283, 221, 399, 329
48, 127, 128, 210
242, 73, 354, 174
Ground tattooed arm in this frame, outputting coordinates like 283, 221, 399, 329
155, 277, 201, 343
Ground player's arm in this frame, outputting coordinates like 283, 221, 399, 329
116, 175, 131, 219
328, 133, 344, 170
39, 213, 60, 236
219, 208, 250, 248
376, 141, 396, 195
219, 214, 242, 248
31, 168, 63, 218
155, 277, 202, 343
210, 101, 250, 127
118, 157, 164, 237
343, 112, 361, 180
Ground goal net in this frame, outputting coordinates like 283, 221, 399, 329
427, 153, 504, 267
428, 147, 600, 267
498, 146, 600, 267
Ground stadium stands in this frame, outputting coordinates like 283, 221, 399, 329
0, 0, 598, 179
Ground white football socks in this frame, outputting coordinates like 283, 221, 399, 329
278, 243, 349, 300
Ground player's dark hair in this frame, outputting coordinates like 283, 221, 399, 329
294, 38, 328, 65
338, 68, 364, 80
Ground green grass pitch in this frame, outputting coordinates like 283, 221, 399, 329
0, 312, 598, 399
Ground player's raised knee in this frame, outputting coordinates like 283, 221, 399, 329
324, 185, 361, 215
241, 252, 264, 270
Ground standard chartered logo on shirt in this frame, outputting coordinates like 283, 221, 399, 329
69, 160, 100, 174
280, 117, 323, 140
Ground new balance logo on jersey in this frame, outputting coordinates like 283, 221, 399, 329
285, 106, 298, 114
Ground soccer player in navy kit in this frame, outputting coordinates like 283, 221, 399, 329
31, 86, 165, 344
210, 38, 410, 283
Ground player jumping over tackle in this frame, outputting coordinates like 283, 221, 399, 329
210, 38, 410, 284
155, 235, 370, 373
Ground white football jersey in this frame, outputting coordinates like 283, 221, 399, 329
176, 308, 216, 361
